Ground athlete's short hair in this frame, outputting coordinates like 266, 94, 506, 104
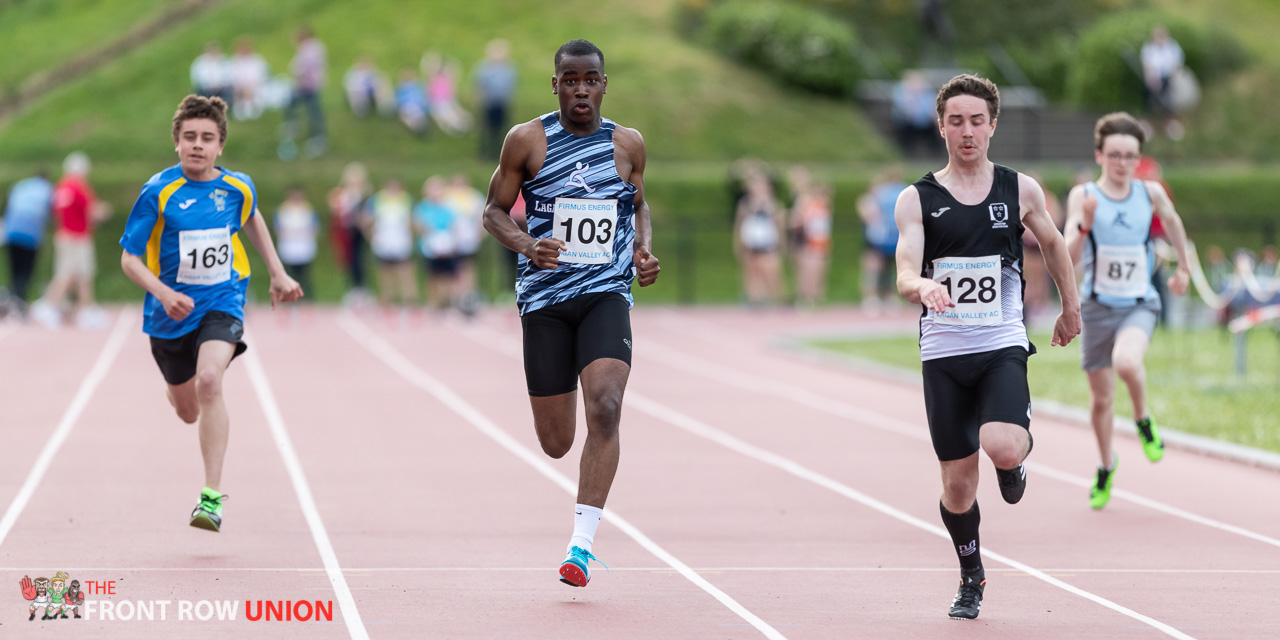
555, 39, 604, 70
935, 74, 1001, 122
1094, 112, 1146, 150
172, 94, 228, 143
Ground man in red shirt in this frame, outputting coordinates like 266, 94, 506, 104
33, 151, 110, 329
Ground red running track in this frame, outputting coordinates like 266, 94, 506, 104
0, 306, 1276, 639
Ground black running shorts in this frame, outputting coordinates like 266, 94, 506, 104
149, 310, 248, 386
520, 292, 633, 397
922, 345, 1032, 462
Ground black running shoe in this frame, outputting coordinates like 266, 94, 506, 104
996, 464, 1027, 504
996, 432, 1033, 504
949, 573, 986, 620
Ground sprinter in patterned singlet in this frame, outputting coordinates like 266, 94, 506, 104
481, 39, 660, 589
893, 75, 1081, 620
1063, 112, 1191, 510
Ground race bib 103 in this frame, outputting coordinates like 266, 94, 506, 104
932, 255, 1002, 326
177, 227, 232, 285
553, 197, 617, 265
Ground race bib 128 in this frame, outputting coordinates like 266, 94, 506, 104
553, 197, 617, 265
932, 255, 1002, 326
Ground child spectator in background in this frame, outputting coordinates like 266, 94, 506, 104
413, 176, 459, 312
1, 169, 54, 317
274, 185, 319, 309
395, 69, 429, 136
787, 166, 833, 307
422, 52, 471, 136
230, 37, 269, 120
364, 179, 419, 317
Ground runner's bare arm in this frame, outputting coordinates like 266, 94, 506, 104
616, 126, 659, 286
1020, 173, 1081, 345
1146, 181, 1192, 295
483, 121, 562, 270
1062, 184, 1093, 264
243, 208, 303, 308
120, 250, 194, 321
894, 185, 952, 312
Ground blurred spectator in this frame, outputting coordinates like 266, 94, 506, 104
1205, 245, 1230, 293
230, 36, 269, 120
1258, 245, 1279, 282
856, 166, 906, 312
32, 152, 110, 330
1141, 25, 1185, 139
395, 69, 430, 136
734, 171, 785, 306
474, 38, 517, 160
1021, 173, 1064, 324
363, 179, 418, 310
916, 0, 955, 64
413, 176, 459, 312
423, 52, 471, 136
787, 166, 832, 306
190, 41, 232, 104
274, 185, 319, 299
1, 168, 54, 314
344, 55, 393, 118
892, 71, 939, 156
329, 163, 373, 307
285, 27, 328, 157
445, 173, 485, 316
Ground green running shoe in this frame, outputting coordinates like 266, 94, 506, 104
189, 488, 226, 532
1135, 416, 1165, 462
1089, 457, 1118, 510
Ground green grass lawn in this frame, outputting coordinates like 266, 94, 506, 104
0, 0, 181, 99
0, 0, 893, 166
809, 327, 1280, 453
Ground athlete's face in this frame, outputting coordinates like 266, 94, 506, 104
552, 54, 606, 129
939, 95, 995, 163
175, 118, 224, 179
1095, 134, 1141, 184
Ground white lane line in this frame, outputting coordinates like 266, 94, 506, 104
13, 566, 1276, 574
455, 320, 1196, 640
244, 344, 368, 640
0, 309, 132, 550
338, 313, 787, 640
641, 339, 1280, 550
625, 392, 1195, 640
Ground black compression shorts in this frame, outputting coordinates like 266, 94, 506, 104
520, 292, 633, 397
922, 345, 1032, 461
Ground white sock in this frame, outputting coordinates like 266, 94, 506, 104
568, 504, 603, 553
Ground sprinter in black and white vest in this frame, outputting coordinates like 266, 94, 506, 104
892, 74, 1082, 621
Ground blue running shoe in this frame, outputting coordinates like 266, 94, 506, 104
559, 546, 607, 587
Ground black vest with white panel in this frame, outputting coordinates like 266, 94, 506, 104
915, 164, 1030, 360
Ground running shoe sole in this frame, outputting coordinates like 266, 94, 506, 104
559, 562, 588, 587
189, 511, 221, 532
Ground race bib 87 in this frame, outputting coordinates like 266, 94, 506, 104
1094, 244, 1149, 298
553, 197, 617, 265
177, 227, 232, 285
931, 255, 1002, 326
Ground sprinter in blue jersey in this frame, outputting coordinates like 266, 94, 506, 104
120, 95, 302, 532
1063, 112, 1190, 510
482, 39, 660, 588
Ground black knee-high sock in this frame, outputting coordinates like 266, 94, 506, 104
940, 500, 983, 575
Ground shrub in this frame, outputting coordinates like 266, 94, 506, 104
704, 1, 860, 97
1066, 9, 1248, 110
